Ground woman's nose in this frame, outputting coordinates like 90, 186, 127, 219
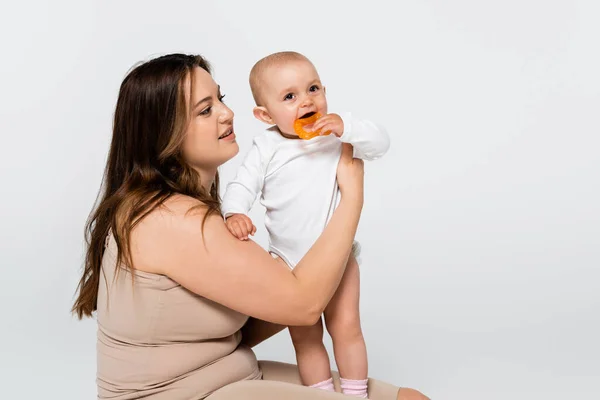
219, 104, 234, 123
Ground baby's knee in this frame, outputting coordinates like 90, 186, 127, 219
325, 313, 363, 342
289, 321, 324, 346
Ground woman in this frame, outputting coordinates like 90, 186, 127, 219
72, 53, 429, 400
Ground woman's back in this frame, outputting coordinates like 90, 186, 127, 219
96, 233, 261, 400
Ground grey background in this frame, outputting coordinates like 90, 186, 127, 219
0, 1, 598, 399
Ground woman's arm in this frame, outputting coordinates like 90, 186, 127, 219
132, 144, 364, 327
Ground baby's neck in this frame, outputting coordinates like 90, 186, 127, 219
276, 127, 301, 140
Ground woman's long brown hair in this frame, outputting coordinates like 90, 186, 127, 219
72, 54, 221, 319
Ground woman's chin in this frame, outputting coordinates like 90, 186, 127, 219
222, 142, 240, 163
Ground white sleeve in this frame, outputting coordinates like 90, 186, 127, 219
338, 112, 390, 161
221, 139, 268, 219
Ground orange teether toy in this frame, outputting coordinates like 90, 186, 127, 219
293, 112, 331, 140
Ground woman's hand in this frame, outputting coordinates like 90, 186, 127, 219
336, 143, 364, 204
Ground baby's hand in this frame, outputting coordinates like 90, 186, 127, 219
310, 113, 344, 137
225, 213, 256, 240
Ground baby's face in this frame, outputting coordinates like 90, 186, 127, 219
261, 60, 327, 136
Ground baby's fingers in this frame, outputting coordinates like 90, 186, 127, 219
317, 122, 335, 135
242, 218, 254, 236
310, 116, 331, 132
230, 221, 246, 240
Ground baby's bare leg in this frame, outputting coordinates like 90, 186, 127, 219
274, 255, 332, 389
324, 255, 368, 396
288, 319, 333, 388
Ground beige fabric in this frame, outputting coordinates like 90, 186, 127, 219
95, 234, 399, 399
96, 234, 261, 400
207, 361, 400, 399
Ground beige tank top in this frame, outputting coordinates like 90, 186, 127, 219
96, 234, 262, 400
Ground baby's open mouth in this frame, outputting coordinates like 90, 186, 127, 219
299, 111, 316, 119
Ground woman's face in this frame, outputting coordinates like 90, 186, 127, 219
182, 67, 238, 177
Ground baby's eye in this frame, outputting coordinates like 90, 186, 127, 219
309, 85, 320, 92
284, 93, 294, 101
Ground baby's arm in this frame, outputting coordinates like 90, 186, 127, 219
338, 112, 390, 161
221, 139, 267, 240
310, 112, 390, 160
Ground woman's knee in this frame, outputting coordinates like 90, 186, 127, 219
396, 388, 431, 400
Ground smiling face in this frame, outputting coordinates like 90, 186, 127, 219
181, 66, 239, 176
252, 58, 328, 137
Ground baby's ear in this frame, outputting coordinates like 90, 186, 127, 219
253, 106, 274, 125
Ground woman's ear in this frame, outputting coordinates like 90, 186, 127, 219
253, 106, 274, 125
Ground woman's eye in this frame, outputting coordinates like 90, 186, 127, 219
219, 94, 226, 103
199, 106, 212, 116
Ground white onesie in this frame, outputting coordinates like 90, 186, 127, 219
221, 112, 390, 268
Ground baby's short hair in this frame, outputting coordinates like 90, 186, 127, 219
249, 51, 311, 106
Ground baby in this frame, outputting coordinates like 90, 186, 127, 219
221, 51, 390, 398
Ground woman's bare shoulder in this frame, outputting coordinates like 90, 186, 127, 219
130, 194, 219, 273
142, 194, 213, 226
162, 193, 209, 215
